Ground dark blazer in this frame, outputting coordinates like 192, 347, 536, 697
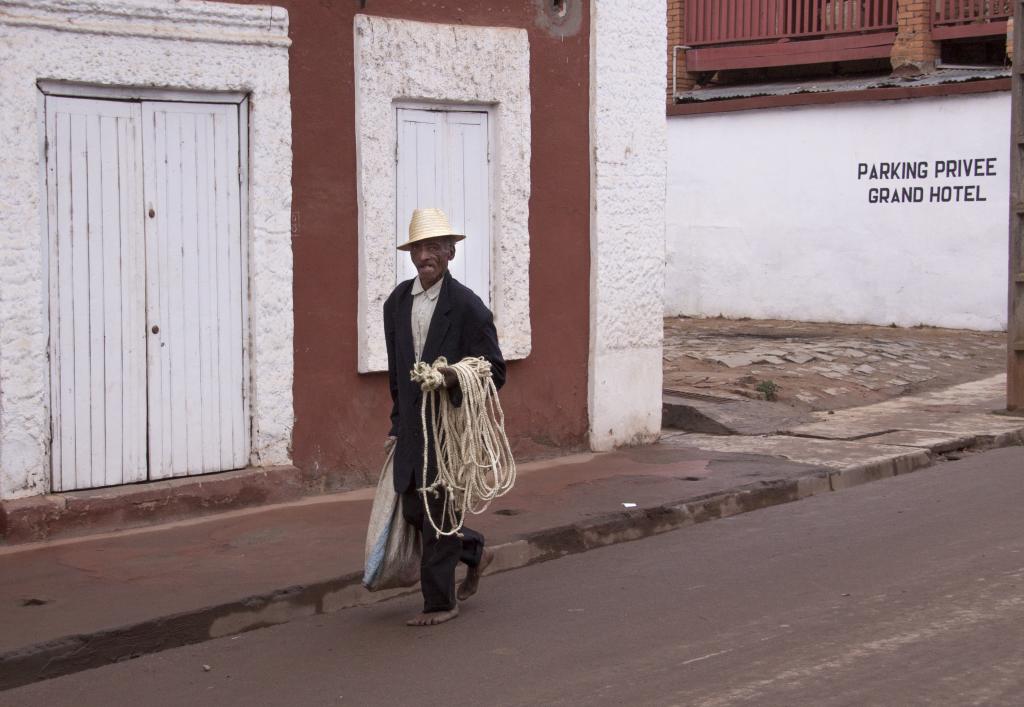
384, 272, 506, 494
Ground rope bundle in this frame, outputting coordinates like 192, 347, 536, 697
409, 356, 516, 537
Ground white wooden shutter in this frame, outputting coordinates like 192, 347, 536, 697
444, 112, 491, 300
45, 97, 148, 491
396, 107, 445, 288
396, 108, 491, 305
142, 101, 249, 479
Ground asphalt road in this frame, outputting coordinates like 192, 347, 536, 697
3, 446, 1023, 707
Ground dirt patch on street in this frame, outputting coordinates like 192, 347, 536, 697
664, 317, 1006, 412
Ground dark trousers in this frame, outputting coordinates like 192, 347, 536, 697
401, 489, 485, 613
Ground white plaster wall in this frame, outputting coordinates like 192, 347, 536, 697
353, 15, 531, 373
588, 0, 667, 451
667, 92, 1011, 331
0, 0, 294, 500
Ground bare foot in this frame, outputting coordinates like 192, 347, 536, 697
457, 549, 494, 601
406, 606, 459, 626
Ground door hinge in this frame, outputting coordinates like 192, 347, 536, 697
238, 165, 243, 185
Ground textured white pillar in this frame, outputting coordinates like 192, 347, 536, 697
588, 0, 667, 451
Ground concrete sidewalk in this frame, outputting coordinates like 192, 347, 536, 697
669, 375, 1024, 475
1, 375, 1021, 691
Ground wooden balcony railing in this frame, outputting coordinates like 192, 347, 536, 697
685, 0, 897, 46
933, 1, 1013, 41
683, 1, 898, 72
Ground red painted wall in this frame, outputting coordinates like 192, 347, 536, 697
237, 0, 592, 488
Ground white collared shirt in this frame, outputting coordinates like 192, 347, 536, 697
411, 276, 444, 362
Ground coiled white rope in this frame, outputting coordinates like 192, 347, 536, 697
409, 356, 516, 537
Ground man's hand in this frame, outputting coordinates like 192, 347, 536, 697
384, 435, 397, 453
439, 366, 457, 389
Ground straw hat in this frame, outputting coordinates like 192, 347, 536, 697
397, 208, 465, 251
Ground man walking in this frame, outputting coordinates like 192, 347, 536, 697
384, 208, 504, 626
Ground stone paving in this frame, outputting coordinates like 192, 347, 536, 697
664, 317, 1006, 412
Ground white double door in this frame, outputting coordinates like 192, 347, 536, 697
395, 108, 491, 305
45, 96, 249, 491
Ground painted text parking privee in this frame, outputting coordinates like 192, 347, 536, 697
857, 157, 998, 180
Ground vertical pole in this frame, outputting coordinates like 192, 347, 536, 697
1009, 0, 1024, 410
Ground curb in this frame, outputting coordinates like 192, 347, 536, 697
0, 465, 314, 546
1, 431, 1021, 692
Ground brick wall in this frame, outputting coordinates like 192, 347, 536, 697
891, 0, 940, 73
1008, 16, 1015, 63
666, 0, 695, 100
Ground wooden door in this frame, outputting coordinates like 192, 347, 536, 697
142, 101, 249, 479
395, 108, 492, 304
45, 96, 249, 490
45, 97, 148, 491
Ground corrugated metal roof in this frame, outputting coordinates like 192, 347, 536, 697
675, 67, 1010, 104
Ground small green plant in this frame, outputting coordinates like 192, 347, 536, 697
756, 380, 779, 401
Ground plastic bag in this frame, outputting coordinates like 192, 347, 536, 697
363, 448, 421, 591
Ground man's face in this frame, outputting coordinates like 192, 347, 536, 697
410, 237, 454, 288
